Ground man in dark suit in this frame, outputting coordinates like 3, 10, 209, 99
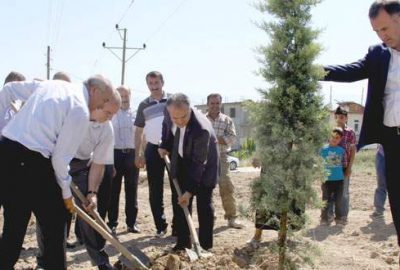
158, 93, 219, 251
323, 0, 400, 253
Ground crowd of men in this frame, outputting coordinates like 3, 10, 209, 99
0, 70, 244, 270
3, 1, 400, 268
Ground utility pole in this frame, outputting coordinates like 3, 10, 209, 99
361, 86, 365, 105
46, 46, 51, 80
329, 85, 333, 109
102, 25, 146, 85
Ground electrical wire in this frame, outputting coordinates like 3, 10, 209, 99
91, 0, 136, 71
144, 0, 190, 43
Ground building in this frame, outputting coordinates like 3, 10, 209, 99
195, 100, 366, 150
195, 101, 253, 150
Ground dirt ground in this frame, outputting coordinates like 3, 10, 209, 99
2, 151, 399, 269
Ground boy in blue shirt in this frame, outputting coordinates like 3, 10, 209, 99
320, 127, 346, 225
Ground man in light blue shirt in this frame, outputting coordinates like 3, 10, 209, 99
108, 86, 140, 235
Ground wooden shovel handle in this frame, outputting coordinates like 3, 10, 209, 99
163, 155, 202, 248
70, 182, 112, 235
74, 203, 149, 270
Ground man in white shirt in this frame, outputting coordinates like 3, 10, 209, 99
108, 86, 140, 234
323, 1, 400, 262
0, 71, 26, 242
0, 75, 120, 270
37, 121, 116, 270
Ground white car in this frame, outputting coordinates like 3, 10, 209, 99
227, 155, 239, 170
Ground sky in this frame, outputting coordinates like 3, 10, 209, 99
0, 0, 381, 108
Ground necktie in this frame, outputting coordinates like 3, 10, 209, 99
171, 127, 180, 178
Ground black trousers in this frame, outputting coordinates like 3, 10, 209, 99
172, 157, 215, 250
145, 143, 168, 232
108, 149, 139, 228
0, 138, 67, 270
382, 126, 400, 246
73, 164, 113, 266
37, 164, 113, 268
320, 180, 344, 220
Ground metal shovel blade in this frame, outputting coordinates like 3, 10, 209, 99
118, 245, 152, 269
185, 247, 199, 262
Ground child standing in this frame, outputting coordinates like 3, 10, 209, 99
334, 106, 356, 224
320, 127, 346, 225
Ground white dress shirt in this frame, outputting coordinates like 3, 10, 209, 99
172, 124, 186, 157
384, 48, 400, 126
112, 108, 135, 149
0, 80, 90, 199
0, 108, 15, 132
76, 121, 114, 165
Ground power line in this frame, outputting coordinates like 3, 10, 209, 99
116, 0, 136, 26
144, 0, 190, 43
91, 0, 137, 71
102, 25, 146, 85
53, 0, 65, 52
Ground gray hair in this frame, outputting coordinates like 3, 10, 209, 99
116, 85, 131, 95
369, 0, 400, 18
85, 75, 112, 93
166, 93, 191, 108
85, 74, 121, 106
52, 71, 71, 82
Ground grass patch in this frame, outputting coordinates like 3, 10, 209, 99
353, 149, 375, 176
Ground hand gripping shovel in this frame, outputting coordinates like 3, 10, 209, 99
163, 155, 213, 261
70, 182, 151, 270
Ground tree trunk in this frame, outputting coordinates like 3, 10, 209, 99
278, 210, 288, 270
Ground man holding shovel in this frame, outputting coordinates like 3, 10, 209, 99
158, 93, 219, 251
0, 76, 120, 270
36, 119, 117, 270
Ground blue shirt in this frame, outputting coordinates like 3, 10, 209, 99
320, 145, 345, 181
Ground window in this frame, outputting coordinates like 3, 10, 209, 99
354, 120, 359, 132
230, 108, 236, 118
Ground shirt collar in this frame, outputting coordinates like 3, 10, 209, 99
389, 47, 400, 56
149, 91, 167, 102
206, 111, 223, 121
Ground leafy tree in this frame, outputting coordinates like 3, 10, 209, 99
251, 0, 328, 268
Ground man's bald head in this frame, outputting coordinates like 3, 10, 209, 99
85, 75, 121, 122
4, 71, 25, 85
52, 72, 71, 82
116, 85, 131, 110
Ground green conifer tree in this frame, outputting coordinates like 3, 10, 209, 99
251, 0, 328, 268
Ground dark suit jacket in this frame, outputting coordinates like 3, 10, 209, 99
324, 43, 390, 149
160, 108, 219, 194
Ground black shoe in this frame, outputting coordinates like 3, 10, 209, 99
98, 262, 117, 270
127, 224, 141, 233
172, 241, 192, 251
110, 226, 117, 235
155, 228, 167, 238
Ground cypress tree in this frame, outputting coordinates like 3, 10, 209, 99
251, 0, 328, 268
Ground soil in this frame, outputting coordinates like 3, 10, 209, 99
2, 162, 398, 269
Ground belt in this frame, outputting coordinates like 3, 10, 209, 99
116, 148, 134, 153
385, 125, 400, 135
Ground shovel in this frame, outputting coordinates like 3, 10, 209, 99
163, 155, 213, 261
70, 182, 112, 234
71, 183, 151, 270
